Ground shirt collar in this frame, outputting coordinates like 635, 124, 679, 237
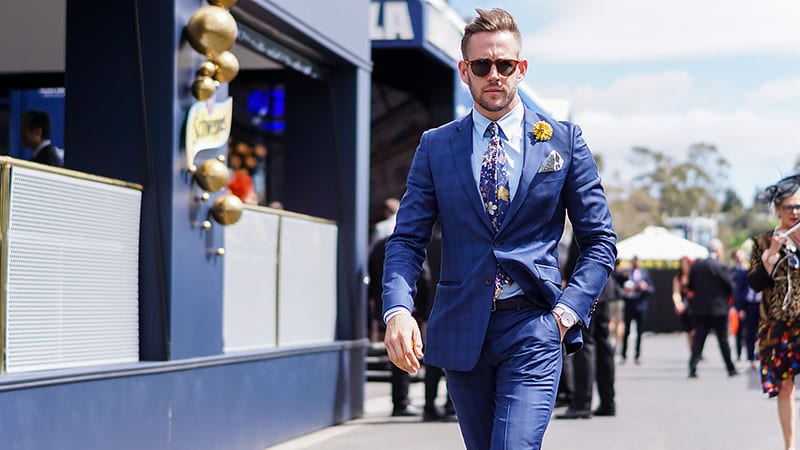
32, 140, 51, 157
471, 99, 524, 141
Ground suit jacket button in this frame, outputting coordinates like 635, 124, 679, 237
484, 279, 492, 286
494, 240, 501, 247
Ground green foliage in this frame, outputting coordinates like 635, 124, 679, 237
601, 143, 769, 246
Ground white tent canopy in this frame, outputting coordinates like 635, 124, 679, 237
616, 226, 709, 261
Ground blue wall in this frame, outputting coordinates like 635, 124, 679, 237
0, 346, 363, 449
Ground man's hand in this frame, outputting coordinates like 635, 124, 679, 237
552, 312, 568, 342
384, 312, 424, 374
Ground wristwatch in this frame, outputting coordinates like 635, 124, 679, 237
553, 305, 577, 329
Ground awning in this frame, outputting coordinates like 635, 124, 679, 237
616, 226, 709, 261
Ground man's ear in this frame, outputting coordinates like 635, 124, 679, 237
457, 60, 470, 85
517, 59, 529, 80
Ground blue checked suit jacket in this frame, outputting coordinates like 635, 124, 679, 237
382, 108, 617, 372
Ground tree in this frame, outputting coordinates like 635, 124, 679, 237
628, 143, 729, 217
607, 187, 661, 240
721, 188, 744, 215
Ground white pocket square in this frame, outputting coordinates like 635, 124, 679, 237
538, 150, 563, 173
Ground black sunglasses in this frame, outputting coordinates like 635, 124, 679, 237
464, 59, 520, 77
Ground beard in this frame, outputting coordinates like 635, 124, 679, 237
467, 78, 517, 113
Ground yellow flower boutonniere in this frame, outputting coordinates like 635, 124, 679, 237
532, 121, 553, 142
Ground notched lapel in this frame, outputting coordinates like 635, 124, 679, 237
450, 116, 493, 232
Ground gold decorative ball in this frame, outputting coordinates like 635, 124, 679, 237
211, 193, 244, 225
197, 60, 217, 77
208, 0, 237, 9
185, 6, 238, 57
211, 51, 239, 83
195, 158, 229, 192
191, 76, 217, 100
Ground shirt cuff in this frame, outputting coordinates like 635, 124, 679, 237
383, 306, 412, 324
555, 303, 580, 325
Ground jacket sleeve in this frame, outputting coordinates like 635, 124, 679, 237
381, 131, 438, 318
559, 124, 618, 330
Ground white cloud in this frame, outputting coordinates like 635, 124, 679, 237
745, 77, 800, 109
570, 71, 694, 115
523, 0, 800, 63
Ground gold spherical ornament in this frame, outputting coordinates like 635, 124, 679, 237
211, 193, 243, 225
191, 76, 217, 101
197, 60, 217, 77
211, 51, 239, 83
185, 6, 238, 57
208, 0, 237, 9
195, 158, 229, 192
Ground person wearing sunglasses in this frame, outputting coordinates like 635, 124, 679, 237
381, 8, 616, 450
749, 173, 800, 450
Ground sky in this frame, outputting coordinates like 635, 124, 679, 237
448, 0, 800, 207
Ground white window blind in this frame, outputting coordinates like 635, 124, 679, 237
5, 166, 141, 373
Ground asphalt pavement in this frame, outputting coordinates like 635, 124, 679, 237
268, 332, 788, 450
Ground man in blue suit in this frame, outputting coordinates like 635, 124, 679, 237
381, 8, 616, 449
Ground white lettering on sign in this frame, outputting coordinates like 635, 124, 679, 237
370, 1, 414, 41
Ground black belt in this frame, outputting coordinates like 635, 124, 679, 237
493, 294, 535, 311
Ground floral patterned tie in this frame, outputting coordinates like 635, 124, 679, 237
479, 122, 513, 301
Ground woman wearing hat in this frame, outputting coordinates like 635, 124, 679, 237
749, 173, 800, 450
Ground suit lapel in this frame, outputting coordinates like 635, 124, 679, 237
500, 110, 549, 230
450, 115, 494, 233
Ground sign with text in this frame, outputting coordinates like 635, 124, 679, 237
185, 97, 233, 166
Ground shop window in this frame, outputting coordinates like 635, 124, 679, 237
228, 78, 285, 207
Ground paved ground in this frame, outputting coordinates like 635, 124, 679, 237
268, 333, 788, 449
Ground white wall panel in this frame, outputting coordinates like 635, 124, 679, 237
222, 208, 279, 352
277, 217, 337, 346
5, 166, 141, 372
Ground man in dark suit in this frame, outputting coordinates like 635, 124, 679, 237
620, 256, 654, 364
381, 8, 616, 449
368, 236, 429, 417
687, 239, 738, 378
20, 110, 64, 167
556, 239, 618, 419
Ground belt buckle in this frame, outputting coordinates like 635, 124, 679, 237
492, 300, 497, 312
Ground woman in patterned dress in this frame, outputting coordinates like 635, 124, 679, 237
749, 173, 800, 450
672, 256, 694, 350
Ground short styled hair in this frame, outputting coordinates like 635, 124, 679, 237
461, 8, 522, 60
21, 110, 52, 140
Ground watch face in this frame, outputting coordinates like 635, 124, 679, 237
556, 308, 576, 327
